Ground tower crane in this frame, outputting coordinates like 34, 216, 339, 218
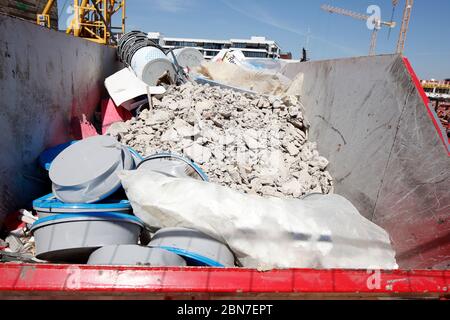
321, 4, 396, 56
36, 0, 126, 45
66, 0, 126, 45
396, 0, 414, 55
36, 0, 56, 28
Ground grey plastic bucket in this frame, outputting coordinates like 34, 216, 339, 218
130, 46, 176, 86
49, 135, 135, 204
148, 228, 235, 267
168, 48, 204, 68
87, 245, 186, 266
30, 213, 144, 263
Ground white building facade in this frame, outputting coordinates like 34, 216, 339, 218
147, 32, 281, 59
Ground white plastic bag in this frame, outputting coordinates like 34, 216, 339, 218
119, 170, 398, 270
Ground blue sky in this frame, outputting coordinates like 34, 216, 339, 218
57, 0, 449, 79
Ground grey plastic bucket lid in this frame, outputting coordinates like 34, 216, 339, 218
168, 48, 204, 68
33, 193, 131, 213
137, 153, 208, 181
49, 135, 135, 203
87, 245, 187, 266
40, 141, 141, 171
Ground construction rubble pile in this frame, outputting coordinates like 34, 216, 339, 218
1, 31, 399, 270
107, 82, 334, 198
0, 210, 37, 263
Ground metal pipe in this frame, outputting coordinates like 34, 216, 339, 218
42, 0, 56, 15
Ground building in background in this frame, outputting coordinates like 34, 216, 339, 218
421, 79, 450, 138
147, 32, 282, 60
421, 79, 450, 100
280, 52, 293, 60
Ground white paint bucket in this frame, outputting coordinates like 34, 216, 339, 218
131, 46, 176, 86
168, 48, 204, 68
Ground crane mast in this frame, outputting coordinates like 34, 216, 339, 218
36, 0, 126, 45
321, 4, 396, 56
396, 0, 414, 55
36, 0, 56, 28
66, 0, 126, 45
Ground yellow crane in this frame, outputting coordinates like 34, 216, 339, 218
37, 0, 126, 45
36, 0, 56, 28
66, 0, 126, 45
321, 4, 396, 56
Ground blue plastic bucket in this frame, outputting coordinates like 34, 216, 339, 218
39, 141, 78, 171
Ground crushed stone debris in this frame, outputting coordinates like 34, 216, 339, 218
108, 82, 334, 198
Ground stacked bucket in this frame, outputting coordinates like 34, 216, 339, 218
31, 135, 235, 267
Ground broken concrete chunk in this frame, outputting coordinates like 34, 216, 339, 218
195, 100, 214, 114
160, 128, 179, 143
212, 148, 225, 162
106, 121, 130, 136
173, 118, 200, 137
147, 110, 172, 125
285, 142, 300, 156
115, 82, 333, 199
282, 95, 299, 107
281, 178, 305, 198
310, 156, 329, 170
243, 133, 260, 150
184, 143, 212, 164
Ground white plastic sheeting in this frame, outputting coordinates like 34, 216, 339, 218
119, 170, 398, 270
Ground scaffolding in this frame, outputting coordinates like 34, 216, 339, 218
66, 0, 126, 45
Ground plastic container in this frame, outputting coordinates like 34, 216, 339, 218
33, 193, 132, 218
49, 135, 135, 203
128, 146, 144, 166
40, 139, 141, 171
137, 153, 208, 181
148, 227, 235, 267
38, 141, 77, 170
87, 245, 187, 266
117, 31, 148, 63
30, 213, 144, 263
130, 46, 176, 86
168, 48, 204, 69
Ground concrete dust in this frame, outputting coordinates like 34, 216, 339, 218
194, 61, 292, 96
